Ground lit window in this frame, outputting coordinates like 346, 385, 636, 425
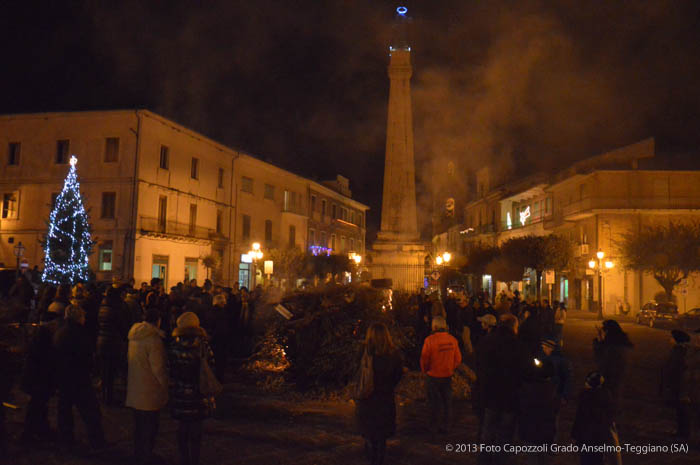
2, 192, 18, 219
99, 241, 113, 271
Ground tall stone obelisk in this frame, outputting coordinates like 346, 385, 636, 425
370, 6, 426, 292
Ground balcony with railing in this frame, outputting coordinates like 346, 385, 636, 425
562, 195, 700, 219
139, 216, 225, 242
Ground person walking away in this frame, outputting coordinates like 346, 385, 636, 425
20, 300, 63, 443
97, 286, 129, 405
356, 323, 404, 465
518, 357, 557, 465
169, 312, 215, 465
477, 314, 528, 465
593, 320, 633, 410
420, 316, 462, 438
126, 308, 168, 464
553, 303, 567, 344
659, 330, 691, 438
472, 314, 497, 438
571, 372, 615, 465
53, 304, 106, 450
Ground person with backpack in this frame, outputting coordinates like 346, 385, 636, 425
169, 312, 218, 465
355, 323, 404, 465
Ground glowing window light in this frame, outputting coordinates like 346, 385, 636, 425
506, 212, 512, 230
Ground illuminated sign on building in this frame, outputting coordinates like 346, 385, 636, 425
519, 206, 531, 226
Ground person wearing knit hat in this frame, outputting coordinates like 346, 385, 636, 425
169, 309, 216, 465
661, 328, 692, 438
176, 311, 200, 329
572, 371, 615, 464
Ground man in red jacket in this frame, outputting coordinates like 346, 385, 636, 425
421, 315, 462, 437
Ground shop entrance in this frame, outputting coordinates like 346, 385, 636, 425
152, 254, 169, 287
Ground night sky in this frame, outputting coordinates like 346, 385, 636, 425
2, 0, 700, 241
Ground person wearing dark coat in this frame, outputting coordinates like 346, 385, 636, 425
169, 312, 215, 465
20, 303, 63, 443
660, 330, 691, 438
355, 322, 403, 465
53, 305, 106, 449
97, 286, 129, 404
518, 357, 557, 462
518, 306, 544, 358
82, 283, 102, 353
593, 319, 633, 411
477, 314, 529, 463
8, 275, 35, 322
572, 372, 615, 465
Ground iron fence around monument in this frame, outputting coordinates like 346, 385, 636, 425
370, 263, 427, 292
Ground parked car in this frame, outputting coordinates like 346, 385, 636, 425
636, 301, 679, 328
677, 308, 700, 331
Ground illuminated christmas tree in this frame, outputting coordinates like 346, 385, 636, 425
42, 155, 94, 284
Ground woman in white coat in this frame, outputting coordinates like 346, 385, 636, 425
126, 308, 168, 464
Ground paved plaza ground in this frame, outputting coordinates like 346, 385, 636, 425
3, 313, 700, 464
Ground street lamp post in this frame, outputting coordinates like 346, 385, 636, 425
436, 251, 451, 298
13, 241, 25, 278
248, 242, 263, 288
589, 250, 614, 320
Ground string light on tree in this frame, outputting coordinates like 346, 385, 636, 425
42, 155, 94, 284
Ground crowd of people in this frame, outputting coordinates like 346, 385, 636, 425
357, 288, 700, 465
3, 275, 259, 465
2, 273, 700, 465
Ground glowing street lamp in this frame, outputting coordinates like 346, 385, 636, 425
436, 256, 443, 265
442, 252, 451, 264
590, 250, 614, 320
